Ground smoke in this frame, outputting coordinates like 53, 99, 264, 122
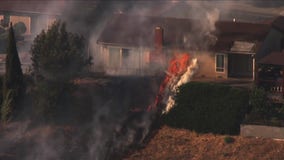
0, 76, 160, 160
163, 58, 198, 113
0, 121, 68, 160
0, 1, 204, 160
86, 1, 183, 74
179, 1, 220, 50
79, 77, 160, 160
4, 1, 283, 160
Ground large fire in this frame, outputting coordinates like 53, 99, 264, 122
147, 53, 198, 113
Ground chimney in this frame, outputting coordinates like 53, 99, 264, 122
154, 26, 163, 51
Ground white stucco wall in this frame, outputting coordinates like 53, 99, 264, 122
192, 51, 228, 79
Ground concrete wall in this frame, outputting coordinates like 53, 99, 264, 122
241, 124, 284, 139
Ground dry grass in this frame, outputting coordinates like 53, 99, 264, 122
124, 125, 284, 160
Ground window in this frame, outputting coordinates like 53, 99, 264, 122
281, 37, 284, 51
109, 48, 120, 68
121, 48, 130, 67
122, 48, 129, 58
216, 54, 225, 72
10, 15, 31, 34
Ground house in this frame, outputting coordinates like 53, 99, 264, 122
256, 16, 284, 97
96, 14, 200, 76
0, 1, 63, 35
95, 14, 270, 79
256, 51, 284, 100
0, 0, 62, 73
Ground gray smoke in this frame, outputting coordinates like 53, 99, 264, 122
1, 1, 284, 160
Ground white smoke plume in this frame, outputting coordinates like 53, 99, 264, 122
163, 58, 198, 114
2, 1, 283, 160
179, 1, 220, 50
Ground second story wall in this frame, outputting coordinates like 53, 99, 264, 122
10, 15, 31, 34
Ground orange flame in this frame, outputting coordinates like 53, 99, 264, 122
147, 53, 190, 111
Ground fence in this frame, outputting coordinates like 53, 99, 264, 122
258, 79, 284, 96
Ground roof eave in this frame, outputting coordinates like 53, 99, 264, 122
97, 41, 151, 49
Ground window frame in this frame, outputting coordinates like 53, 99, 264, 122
215, 53, 225, 73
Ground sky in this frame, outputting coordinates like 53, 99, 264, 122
69, 0, 284, 22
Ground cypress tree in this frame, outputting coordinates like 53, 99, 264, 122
2, 23, 24, 122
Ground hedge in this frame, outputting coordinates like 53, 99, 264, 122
162, 82, 249, 134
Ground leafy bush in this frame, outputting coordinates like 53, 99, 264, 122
31, 21, 90, 122
224, 136, 235, 144
244, 88, 284, 126
1, 89, 14, 122
32, 81, 73, 122
249, 86, 272, 115
31, 21, 90, 82
162, 82, 249, 135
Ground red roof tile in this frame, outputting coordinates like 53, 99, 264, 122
97, 14, 199, 48
272, 16, 284, 32
97, 14, 271, 51
258, 51, 284, 65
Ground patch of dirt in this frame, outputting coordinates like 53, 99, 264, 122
124, 125, 284, 160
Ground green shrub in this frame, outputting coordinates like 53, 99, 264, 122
32, 80, 72, 122
278, 104, 284, 115
2, 24, 24, 121
249, 86, 272, 115
31, 21, 90, 82
30, 21, 90, 122
224, 136, 235, 144
1, 89, 14, 122
162, 82, 249, 135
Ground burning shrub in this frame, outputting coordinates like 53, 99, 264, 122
163, 82, 249, 135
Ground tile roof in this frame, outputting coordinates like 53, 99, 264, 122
272, 16, 284, 33
97, 14, 271, 51
258, 51, 284, 65
213, 21, 270, 51
97, 14, 199, 48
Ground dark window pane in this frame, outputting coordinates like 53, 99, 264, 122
216, 54, 224, 72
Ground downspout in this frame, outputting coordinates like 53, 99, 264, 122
252, 54, 255, 81
282, 67, 284, 98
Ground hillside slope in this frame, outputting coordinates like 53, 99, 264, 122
124, 126, 284, 160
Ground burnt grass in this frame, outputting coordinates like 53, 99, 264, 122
0, 75, 164, 160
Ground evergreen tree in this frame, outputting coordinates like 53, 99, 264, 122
2, 23, 24, 122
31, 21, 89, 82
31, 21, 90, 121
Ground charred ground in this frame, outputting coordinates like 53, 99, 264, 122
0, 75, 164, 160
